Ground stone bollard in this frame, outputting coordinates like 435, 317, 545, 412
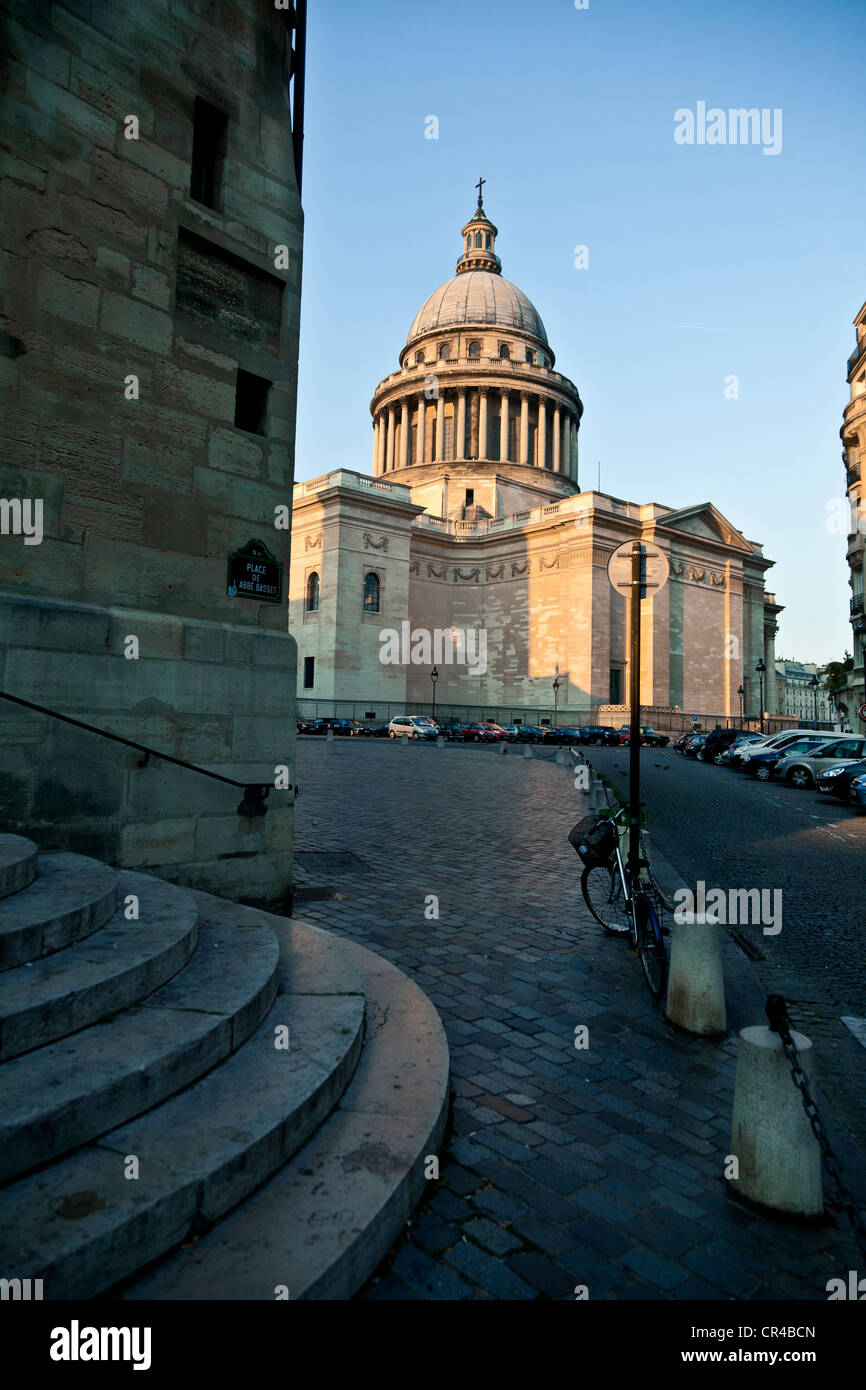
436, 735, 445, 747
500, 740, 507, 754
326, 728, 334, 743
524, 744, 532, 760
401, 732, 408, 745
666, 912, 726, 1035
729, 1026, 823, 1216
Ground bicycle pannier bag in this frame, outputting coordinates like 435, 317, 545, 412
568, 816, 615, 868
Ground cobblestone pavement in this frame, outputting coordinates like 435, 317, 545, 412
293, 737, 861, 1300
587, 746, 866, 1153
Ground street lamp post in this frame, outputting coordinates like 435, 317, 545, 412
553, 676, 560, 726
756, 659, 766, 733
737, 684, 745, 729
809, 674, 819, 729
431, 665, 439, 725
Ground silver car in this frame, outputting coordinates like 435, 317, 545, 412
388, 715, 437, 741
774, 735, 866, 789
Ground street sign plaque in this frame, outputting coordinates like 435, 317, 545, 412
226, 538, 282, 603
607, 540, 669, 599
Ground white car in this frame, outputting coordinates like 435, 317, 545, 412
388, 716, 437, 740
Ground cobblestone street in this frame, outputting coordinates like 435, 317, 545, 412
293, 738, 862, 1300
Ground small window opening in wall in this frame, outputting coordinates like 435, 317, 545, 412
303, 656, 315, 688
234, 369, 271, 435
190, 97, 228, 209
465, 488, 474, 505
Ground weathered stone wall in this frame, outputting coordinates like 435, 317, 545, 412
0, 0, 302, 903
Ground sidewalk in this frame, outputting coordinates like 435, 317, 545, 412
292, 739, 861, 1299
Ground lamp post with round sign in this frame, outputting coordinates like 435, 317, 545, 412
809, 674, 819, 729
607, 540, 669, 888
553, 676, 560, 726
431, 665, 439, 725
737, 684, 745, 729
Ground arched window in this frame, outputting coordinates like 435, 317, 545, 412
306, 571, 320, 612
475, 232, 482, 248
499, 343, 510, 360
465, 236, 471, 252
525, 349, 535, 365
485, 234, 491, 249
468, 340, 481, 359
438, 342, 451, 360
363, 572, 380, 613
415, 349, 425, 364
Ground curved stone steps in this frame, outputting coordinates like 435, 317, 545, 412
0, 834, 37, 900
0, 853, 118, 973
120, 931, 451, 1301
0, 912, 281, 1184
0, 872, 198, 1061
0, 984, 365, 1300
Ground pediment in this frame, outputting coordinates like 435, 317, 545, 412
658, 502, 755, 553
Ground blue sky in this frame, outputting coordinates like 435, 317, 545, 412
295, 0, 865, 664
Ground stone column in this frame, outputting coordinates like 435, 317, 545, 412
456, 389, 466, 460
552, 404, 561, 472
520, 392, 529, 465
372, 416, 381, 475
400, 401, 409, 470
416, 396, 427, 465
537, 396, 547, 469
436, 392, 445, 462
478, 389, 488, 461
499, 390, 509, 462
562, 411, 571, 478
386, 406, 396, 472
570, 418, 578, 483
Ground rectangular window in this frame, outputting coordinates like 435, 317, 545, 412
303, 656, 315, 689
234, 369, 271, 435
465, 488, 474, 506
609, 668, 622, 703
190, 97, 228, 210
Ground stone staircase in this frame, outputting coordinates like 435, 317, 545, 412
0, 834, 449, 1299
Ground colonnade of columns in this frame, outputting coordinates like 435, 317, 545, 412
372, 387, 579, 482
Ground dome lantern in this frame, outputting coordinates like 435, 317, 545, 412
456, 177, 501, 276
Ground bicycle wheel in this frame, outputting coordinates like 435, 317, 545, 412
635, 893, 667, 998
581, 863, 630, 935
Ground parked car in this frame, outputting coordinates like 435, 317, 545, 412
817, 758, 866, 799
516, 725, 552, 744
501, 724, 521, 742
437, 720, 466, 742
478, 722, 509, 741
299, 717, 362, 736
727, 728, 819, 770
717, 733, 764, 766
671, 733, 689, 753
702, 727, 752, 764
618, 725, 646, 746
682, 734, 709, 759
551, 726, 584, 745
618, 725, 670, 747
370, 724, 391, 737
739, 735, 833, 780
849, 772, 866, 810
580, 725, 619, 746
773, 736, 866, 788
388, 715, 438, 740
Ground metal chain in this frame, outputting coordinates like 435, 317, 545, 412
766, 995, 866, 1258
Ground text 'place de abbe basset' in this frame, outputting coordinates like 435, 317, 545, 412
0, 0, 865, 1366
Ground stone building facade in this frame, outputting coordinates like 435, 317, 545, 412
837, 300, 866, 725
0, 0, 305, 905
290, 195, 779, 722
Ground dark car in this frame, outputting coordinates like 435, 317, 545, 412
549, 727, 582, 745
703, 727, 751, 764
516, 725, 552, 744
370, 724, 391, 737
580, 725, 619, 746
817, 758, 866, 799
682, 733, 708, 759
671, 733, 689, 753
436, 721, 465, 742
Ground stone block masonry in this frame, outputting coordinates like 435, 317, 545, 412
0, 0, 305, 902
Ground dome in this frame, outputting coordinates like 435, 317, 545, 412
406, 271, 549, 348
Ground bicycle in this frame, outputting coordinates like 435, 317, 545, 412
569, 799, 669, 998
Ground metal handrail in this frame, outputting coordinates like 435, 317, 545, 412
0, 690, 279, 816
